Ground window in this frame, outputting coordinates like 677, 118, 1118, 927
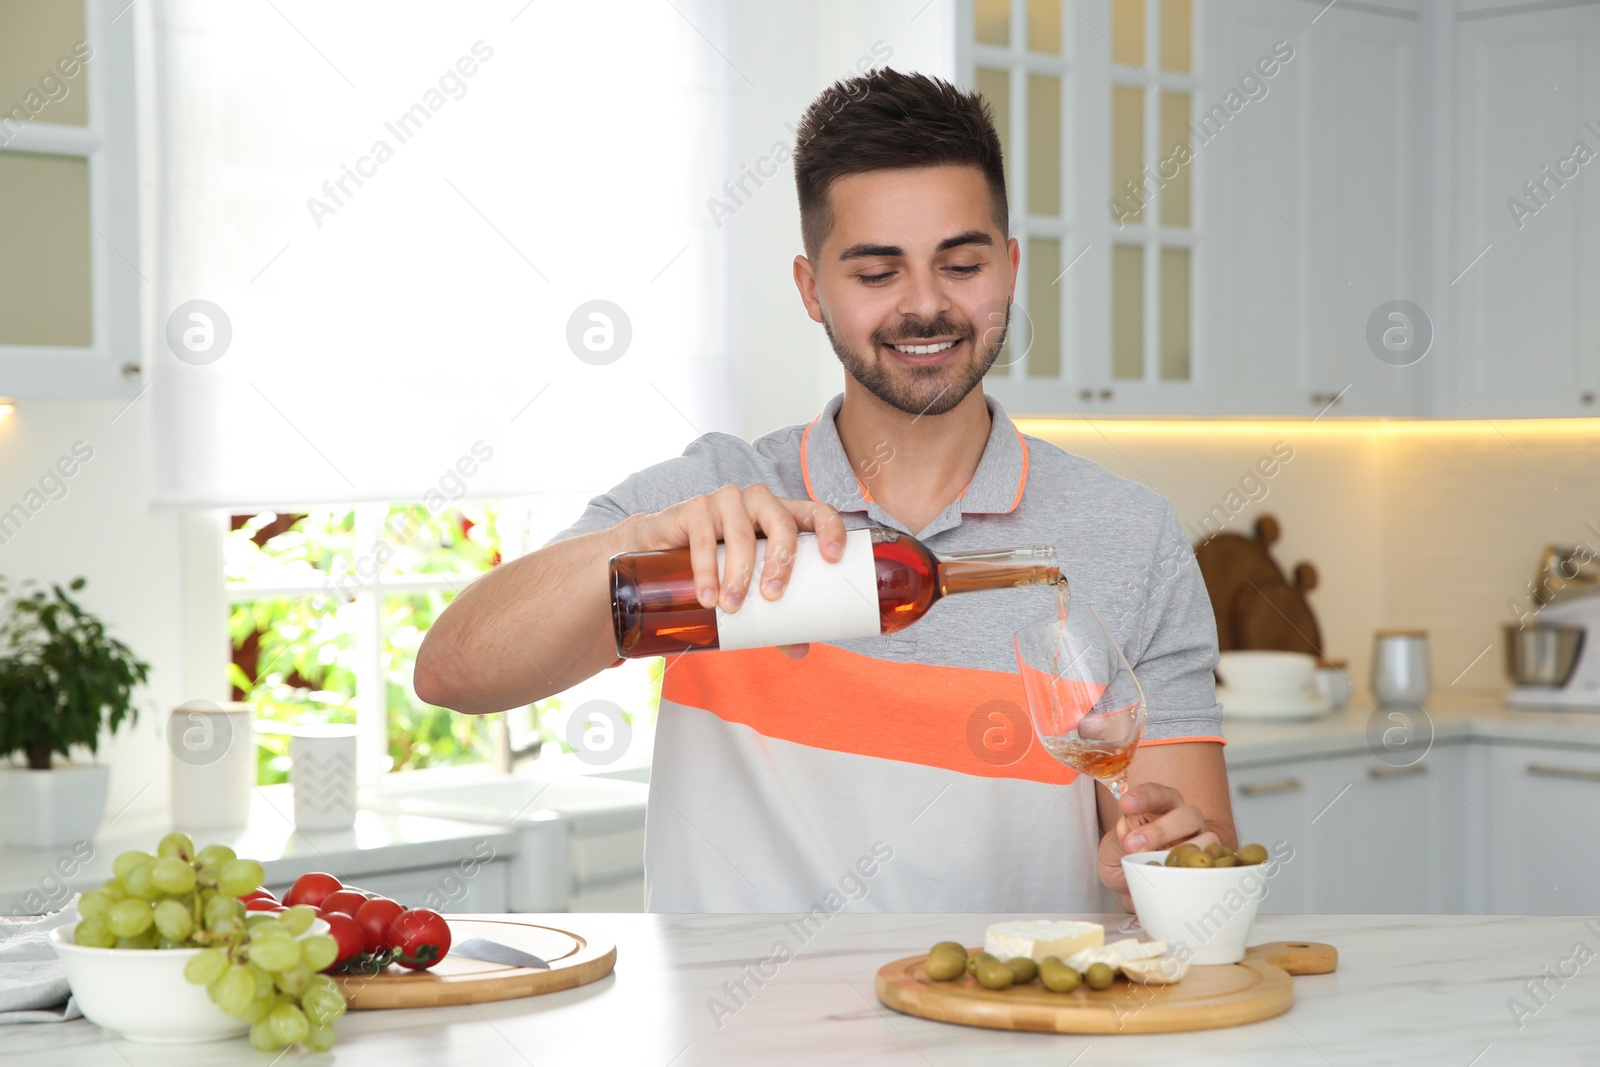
224, 500, 660, 785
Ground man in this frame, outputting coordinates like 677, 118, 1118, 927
416, 68, 1235, 913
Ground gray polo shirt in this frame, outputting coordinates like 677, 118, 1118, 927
550, 391, 1223, 912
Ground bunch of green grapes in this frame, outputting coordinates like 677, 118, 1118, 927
73, 832, 347, 1053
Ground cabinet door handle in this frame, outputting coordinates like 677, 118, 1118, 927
1239, 777, 1303, 796
1099, 388, 1113, 401
1368, 764, 1427, 780
1526, 763, 1600, 783
1079, 388, 1094, 401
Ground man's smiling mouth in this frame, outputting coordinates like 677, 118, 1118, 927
887, 339, 960, 356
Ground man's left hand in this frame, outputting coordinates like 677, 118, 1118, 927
1096, 781, 1221, 910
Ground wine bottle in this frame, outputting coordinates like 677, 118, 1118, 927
609, 526, 1064, 659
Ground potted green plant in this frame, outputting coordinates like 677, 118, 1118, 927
0, 577, 149, 847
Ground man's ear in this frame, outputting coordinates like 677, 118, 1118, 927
1006, 236, 1021, 304
793, 255, 825, 324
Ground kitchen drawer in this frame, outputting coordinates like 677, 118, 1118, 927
569, 874, 645, 913
267, 860, 509, 913
1229, 763, 1321, 914
1484, 743, 1600, 915
571, 826, 645, 885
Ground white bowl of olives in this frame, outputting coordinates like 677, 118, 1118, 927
1120, 842, 1281, 965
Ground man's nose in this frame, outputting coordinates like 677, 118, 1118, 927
897, 262, 952, 326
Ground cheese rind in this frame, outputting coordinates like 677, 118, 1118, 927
1121, 956, 1191, 984
983, 920, 1104, 963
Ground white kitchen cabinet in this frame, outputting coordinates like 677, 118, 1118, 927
1229, 761, 1319, 914
1445, 2, 1600, 417
265, 860, 510, 914
1228, 740, 1466, 915
1483, 742, 1600, 915
1306, 746, 1459, 914
1204, 0, 1429, 417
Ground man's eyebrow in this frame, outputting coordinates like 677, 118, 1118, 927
838, 242, 903, 261
936, 230, 994, 252
837, 230, 995, 261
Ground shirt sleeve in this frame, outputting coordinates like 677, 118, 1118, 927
1130, 504, 1224, 743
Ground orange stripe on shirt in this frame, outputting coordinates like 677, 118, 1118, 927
662, 642, 1077, 782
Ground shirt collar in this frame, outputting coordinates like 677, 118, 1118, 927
798, 391, 1030, 531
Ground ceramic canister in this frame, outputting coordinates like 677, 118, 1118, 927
290, 724, 358, 831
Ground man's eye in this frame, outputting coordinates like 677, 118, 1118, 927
947, 264, 981, 276
859, 272, 894, 284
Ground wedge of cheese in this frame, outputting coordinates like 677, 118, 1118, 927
1120, 956, 1191, 985
1106, 938, 1168, 961
983, 920, 1104, 963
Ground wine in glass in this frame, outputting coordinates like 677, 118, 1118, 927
1014, 604, 1147, 801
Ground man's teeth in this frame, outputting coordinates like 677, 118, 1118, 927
890, 340, 957, 355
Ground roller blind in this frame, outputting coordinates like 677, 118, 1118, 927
149, 0, 737, 508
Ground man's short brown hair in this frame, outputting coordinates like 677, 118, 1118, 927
792, 68, 1008, 259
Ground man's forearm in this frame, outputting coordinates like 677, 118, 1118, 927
414, 515, 642, 715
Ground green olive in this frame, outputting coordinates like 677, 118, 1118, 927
1204, 842, 1231, 860
966, 951, 997, 976
924, 951, 967, 981
1163, 850, 1182, 867
1212, 852, 1238, 867
1172, 842, 1201, 858
976, 960, 1015, 990
1180, 851, 1215, 868
1238, 843, 1269, 866
1085, 962, 1115, 990
929, 941, 968, 959
1004, 957, 1038, 984
1146, 859, 1163, 866
1039, 961, 1082, 993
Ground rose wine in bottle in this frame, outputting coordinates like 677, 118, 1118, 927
610, 526, 1064, 658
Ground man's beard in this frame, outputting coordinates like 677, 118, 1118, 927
823, 304, 1010, 418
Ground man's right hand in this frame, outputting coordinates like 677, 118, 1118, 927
630, 484, 847, 659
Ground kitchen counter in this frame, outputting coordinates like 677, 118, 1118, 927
0, 785, 518, 916
3, 911, 1595, 1065
1221, 690, 1600, 766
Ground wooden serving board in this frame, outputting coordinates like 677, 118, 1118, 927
876, 941, 1336, 1034
333, 918, 616, 1009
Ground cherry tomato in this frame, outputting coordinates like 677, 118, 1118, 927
353, 898, 405, 955
238, 889, 277, 905
320, 912, 363, 969
245, 898, 286, 913
319, 889, 370, 919
284, 872, 343, 909
389, 908, 451, 971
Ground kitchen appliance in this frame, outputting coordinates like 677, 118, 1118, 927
1505, 590, 1600, 709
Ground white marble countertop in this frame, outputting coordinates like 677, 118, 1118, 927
1222, 690, 1600, 766
0, 785, 517, 915
3, 911, 1596, 1065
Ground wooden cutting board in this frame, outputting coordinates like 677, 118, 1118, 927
333, 918, 616, 1009
876, 941, 1336, 1034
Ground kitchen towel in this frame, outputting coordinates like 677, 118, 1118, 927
0, 900, 81, 1023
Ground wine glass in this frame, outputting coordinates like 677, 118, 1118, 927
1013, 604, 1147, 802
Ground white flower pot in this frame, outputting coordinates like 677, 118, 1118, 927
0, 764, 111, 848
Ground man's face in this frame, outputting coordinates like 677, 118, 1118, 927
794, 165, 1020, 417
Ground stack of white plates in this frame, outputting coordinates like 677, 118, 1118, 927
1215, 685, 1332, 720
1215, 651, 1333, 721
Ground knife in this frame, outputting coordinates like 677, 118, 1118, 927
451, 937, 551, 970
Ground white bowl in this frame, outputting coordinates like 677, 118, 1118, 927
1119, 850, 1274, 965
1216, 650, 1316, 693
49, 917, 328, 1043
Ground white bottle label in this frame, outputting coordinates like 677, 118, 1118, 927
714, 528, 881, 650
